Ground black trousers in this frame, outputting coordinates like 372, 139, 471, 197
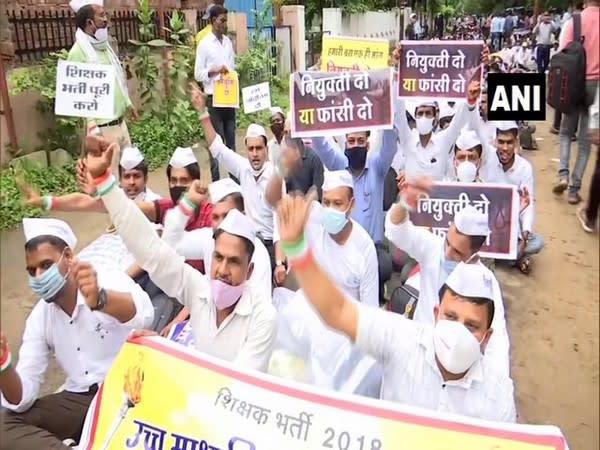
206, 95, 237, 182
537, 44, 551, 74
261, 238, 276, 271
585, 147, 600, 224
375, 242, 393, 304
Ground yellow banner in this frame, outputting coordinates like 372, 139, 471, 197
81, 338, 567, 450
321, 35, 390, 72
213, 71, 239, 108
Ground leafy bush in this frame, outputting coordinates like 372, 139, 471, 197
0, 162, 79, 230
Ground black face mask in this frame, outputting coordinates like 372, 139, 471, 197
344, 146, 368, 170
270, 122, 284, 139
169, 186, 187, 203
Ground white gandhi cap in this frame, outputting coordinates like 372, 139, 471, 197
322, 170, 354, 192
245, 124, 268, 141
23, 218, 78, 249
169, 147, 197, 169
209, 178, 241, 203
69, 0, 103, 12
270, 107, 285, 117
445, 262, 495, 302
453, 204, 490, 237
495, 121, 519, 132
439, 102, 456, 119
455, 129, 482, 150
217, 209, 256, 244
119, 146, 145, 171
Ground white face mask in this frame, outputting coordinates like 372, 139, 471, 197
433, 319, 482, 374
456, 160, 478, 182
416, 117, 435, 135
94, 26, 109, 42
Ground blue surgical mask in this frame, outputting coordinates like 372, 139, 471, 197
28, 255, 69, 303
440, 242, 459, 275
322, 207, 349, 235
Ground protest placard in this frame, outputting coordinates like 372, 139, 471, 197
398, 40, 483, 101
290, 69, 393, 138
409, 182, 520, 260
213, 71, 239, 108
80, 337, 568, 450
54, 60, 116, 119
242, 82, 271, 114
321, 35, 389, 72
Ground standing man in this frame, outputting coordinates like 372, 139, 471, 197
553, 1, 599, 205
195, 5, 237, 182
68, 0, 136, 177
533, 12, 558, 73
405, 14, 418, 40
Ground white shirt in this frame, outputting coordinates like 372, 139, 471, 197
78, 234, 135, 273
484, 154, 536, 234
101, 185, 277, 372
306, 202, 379, 307
161, 209, 273, 297
355, 302, 516, 422
1, 269, 153, 413
194, 32, 235, 95
394, 98, 477, 181
210, 135, 275, 240
384, 213, 510, 376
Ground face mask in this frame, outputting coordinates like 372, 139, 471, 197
416, 117, 435, 135
344, 146, 367, 170
270, 122, 284, 138
456, 161, 478, 182
28, 255, 69, 303
93, 26, 108, 42
322, 207, 349, 235
169, 186, 187, 203
210, 279, 245, 310
433, 319, 482, 374
440, 242, 458, 274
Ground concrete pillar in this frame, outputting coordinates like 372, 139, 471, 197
281, 5, 305, 72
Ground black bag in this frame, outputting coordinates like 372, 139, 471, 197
389, 279, 420, 320
547, 13, 586, 114
383, 167, 399, 211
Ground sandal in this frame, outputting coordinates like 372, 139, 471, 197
518, 256, 531, 275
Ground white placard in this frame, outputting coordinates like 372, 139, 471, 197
241, 82, 271, 114
54, 60, 116, 119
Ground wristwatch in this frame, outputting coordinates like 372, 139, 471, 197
91, 288, 108, 311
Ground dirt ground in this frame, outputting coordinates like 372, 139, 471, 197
0, 123, 598, 449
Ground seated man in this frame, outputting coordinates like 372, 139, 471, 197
0, 218, 153, 449
159, 178, 273, 336
385, 184, 510, 376
84, 135, 277, 371
481, 121, 544, 274
275, 193, 516, 421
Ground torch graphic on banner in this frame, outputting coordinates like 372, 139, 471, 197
100, 352, 145, 450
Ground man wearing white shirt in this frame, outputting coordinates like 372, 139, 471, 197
385, 193, 510, 376
394, 81, 480, 181
275, 195, 516, 421
202, 117, 276, 266
268, 107, 286, 166
0, 218, 153, 449
84, 135, 277, 371
483, 121, 544, 274
194, 5, 236, 182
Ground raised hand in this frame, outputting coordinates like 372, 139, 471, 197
189, 81, 206, 112
76, 159, 96, 195
84, 135, 115, 178
401, 174, 433, 208
72, 259, 100, 309
276, 189, 318, 243
467, 80, 481, 103
16, 178, 43, 208
187, 180, 208, 205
